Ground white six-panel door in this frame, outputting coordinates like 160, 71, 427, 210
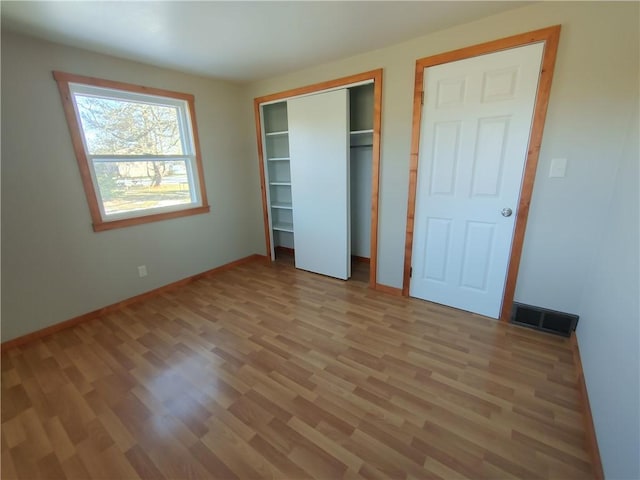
288, 89, 351, 280
410, 43, 544, 318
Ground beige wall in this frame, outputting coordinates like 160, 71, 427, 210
1, 31, 264, 341
577, 105, 639, 480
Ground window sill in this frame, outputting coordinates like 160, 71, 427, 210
93, 205, 210, 232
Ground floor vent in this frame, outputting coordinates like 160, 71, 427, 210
510, 303, 578, 337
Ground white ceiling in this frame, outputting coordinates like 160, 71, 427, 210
1, 1, 529, 83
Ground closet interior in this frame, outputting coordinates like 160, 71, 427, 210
259, 81, 375, 281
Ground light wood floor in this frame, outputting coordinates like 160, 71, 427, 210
1, 258, 594, 479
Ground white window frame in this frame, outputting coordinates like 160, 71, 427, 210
53, 71, 210, 231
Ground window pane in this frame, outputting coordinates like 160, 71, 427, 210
75, 95, 185, 155
94, 160, 193, 215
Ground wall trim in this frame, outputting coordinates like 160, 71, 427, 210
374, 283, 403, 296
570, 335, 605, 479
1, 254, 267, 352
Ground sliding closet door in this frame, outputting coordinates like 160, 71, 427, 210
288, 89, 350, 280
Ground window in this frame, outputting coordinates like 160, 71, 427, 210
53, 71, 209, 231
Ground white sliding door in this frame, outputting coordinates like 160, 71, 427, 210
288, 89, 350, 280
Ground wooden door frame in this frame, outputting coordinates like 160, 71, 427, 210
402, 26, 561, 321
254, 69, 383, 289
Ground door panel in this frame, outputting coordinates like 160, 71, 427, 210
410, 42, 544, 318
460, 221, 495, 291
430, 121, 461, 195
288, 89, 350, 280
422, 218, 451, 282
471, 116, 509, 196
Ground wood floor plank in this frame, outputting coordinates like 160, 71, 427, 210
124, 444, 167, 480
1, 258, 595, 479
36, 452, 68, 480
1, 446, 20, 480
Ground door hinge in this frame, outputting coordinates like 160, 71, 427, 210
421, 92, 424, 105
410, 267, 413, 278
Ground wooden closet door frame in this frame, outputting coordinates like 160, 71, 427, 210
402, 26, 561, 322
254, 69, 383, 288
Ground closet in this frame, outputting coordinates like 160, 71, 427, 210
258, 81, 375, 281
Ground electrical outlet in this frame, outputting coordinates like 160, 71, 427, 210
137, 265, 148, 277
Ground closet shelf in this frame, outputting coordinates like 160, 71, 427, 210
350, 129, 374, 149
273, 222, 294, 233
350, 129, 374, 135
271, 203, 293, 210
267, 157, 290, 161
269, 181, 291, 186
265, 130, 288, 137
